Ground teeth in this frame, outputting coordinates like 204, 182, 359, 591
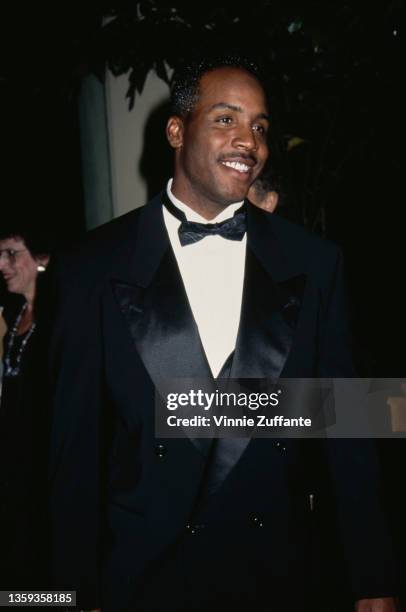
222, 161, 250, 173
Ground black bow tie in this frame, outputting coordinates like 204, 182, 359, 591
162, 192, 246, 246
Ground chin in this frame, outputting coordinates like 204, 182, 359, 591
219, 186, 248, 205
229, 190, 248, 204
7, 283, 19, 294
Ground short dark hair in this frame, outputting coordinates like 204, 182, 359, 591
0, 219, 52, 257
251, 157, 286, 208
251, 169, 278, 198
170, 53, 266, 117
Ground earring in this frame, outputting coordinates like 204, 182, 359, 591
37, 264, 46, 273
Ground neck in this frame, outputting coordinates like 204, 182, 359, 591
16, 298, 34, 334
171, 179, 232, 221
23, 291, 35, 309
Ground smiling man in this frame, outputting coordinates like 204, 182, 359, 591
167, 66, 269, 217
48, 55, 398, 612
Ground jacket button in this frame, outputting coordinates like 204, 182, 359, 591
275, 441, 287, 453
252, 515, 264, 528
155, 444, 167, 458
186, 523, 205, 535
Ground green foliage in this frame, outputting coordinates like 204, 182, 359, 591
101, 1, 402, 233
2, 1, 401, 233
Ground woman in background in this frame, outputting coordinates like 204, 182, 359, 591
0, 223, 51, 589
0, 305, 6, 384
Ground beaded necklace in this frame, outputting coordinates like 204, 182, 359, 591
3, 303, 36, 378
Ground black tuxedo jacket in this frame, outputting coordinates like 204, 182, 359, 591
48, 194, 397, 610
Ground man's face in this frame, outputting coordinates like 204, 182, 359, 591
167, 67, 269, 215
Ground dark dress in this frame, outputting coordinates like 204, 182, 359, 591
0, 293, 49, 590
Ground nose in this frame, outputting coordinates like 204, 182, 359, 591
0, 254, 10, 272
232, 124, 258, 152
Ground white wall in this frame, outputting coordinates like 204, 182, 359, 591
105, 69, 170, 218
79, 68, 171, 228
78, 74, 114, 229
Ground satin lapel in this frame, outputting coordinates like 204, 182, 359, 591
111, 250, 213, 383
231, 204, 307, 381
206, 243, 307, 491
111, 197, 213, 456
204, 206, 307, 491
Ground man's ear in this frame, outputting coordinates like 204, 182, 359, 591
166, 116, 184, 149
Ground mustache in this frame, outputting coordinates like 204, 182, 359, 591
219, 152, 257, 164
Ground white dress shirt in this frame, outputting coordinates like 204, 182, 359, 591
163, 179, 246, 377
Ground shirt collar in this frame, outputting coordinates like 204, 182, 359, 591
166, 178, 244, 224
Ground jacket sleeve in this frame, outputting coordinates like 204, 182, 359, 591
317, 247, 399, 599
47, 254, 106, 610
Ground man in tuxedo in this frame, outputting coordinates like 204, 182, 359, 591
48, 55, 398, 611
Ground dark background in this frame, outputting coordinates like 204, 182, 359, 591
1, 1, 403, 375
1, 2, 405, 602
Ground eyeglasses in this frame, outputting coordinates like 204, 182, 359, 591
0, 249, 28, 265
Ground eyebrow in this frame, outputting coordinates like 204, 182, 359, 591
209, 102, 270, 122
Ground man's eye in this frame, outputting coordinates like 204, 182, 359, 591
253, 124, 266, 135
216, 116, 233, 124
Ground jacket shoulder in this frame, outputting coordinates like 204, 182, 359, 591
264, 213, 343, 289
54, 195, 162, 283
269, 213, 340, 262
